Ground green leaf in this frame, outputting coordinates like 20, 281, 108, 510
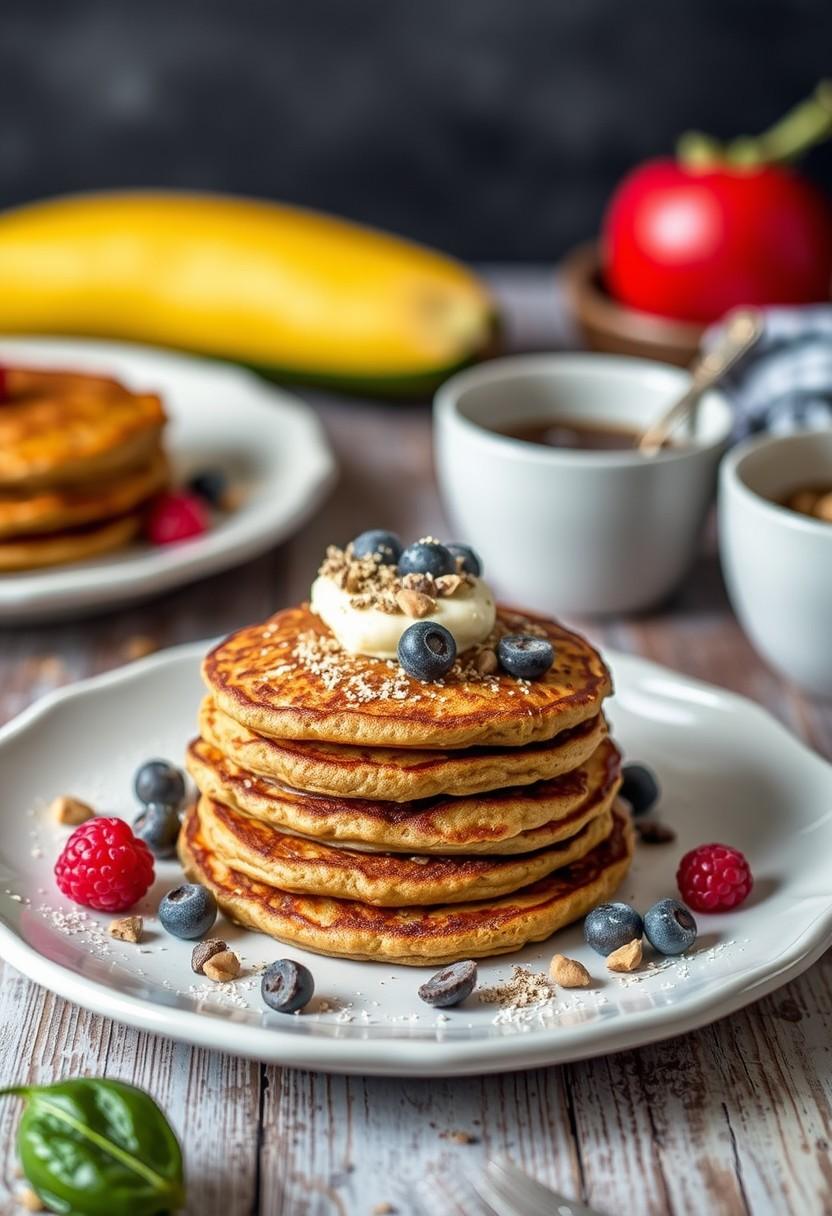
0, 1079, 185, 1215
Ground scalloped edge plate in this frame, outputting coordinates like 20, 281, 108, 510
0, 641, 830, 1076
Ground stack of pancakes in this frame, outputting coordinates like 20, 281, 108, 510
0, 367, 168, 570
182, 604, 634, 966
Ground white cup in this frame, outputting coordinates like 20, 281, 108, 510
434, 353, 732, 615
719, 429, 832, 698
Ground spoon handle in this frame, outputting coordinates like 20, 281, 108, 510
638, 308, 763, 454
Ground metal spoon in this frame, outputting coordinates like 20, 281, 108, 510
638, 307, 763, 454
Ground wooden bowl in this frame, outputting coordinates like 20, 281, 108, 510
561, 242, 704, 367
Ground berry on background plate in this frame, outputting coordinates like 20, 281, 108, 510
145, 491, 209, 546
677, 843, 753, 912
54, 818, 154, 912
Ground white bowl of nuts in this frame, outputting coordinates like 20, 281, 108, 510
719, 428, 832, 698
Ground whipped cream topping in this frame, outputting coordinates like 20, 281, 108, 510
310, 571, 496, 660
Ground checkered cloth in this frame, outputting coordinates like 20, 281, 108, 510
705, 305, 832, 439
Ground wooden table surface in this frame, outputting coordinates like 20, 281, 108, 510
1, 272, 831, 1216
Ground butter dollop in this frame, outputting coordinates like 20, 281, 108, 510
310, 573, 496, 660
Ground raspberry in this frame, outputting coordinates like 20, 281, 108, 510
145, 491, 209, 545
55, 817, 155, 912
676, 843, 753, 912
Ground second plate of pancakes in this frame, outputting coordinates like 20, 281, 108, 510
0, 338, 335, 621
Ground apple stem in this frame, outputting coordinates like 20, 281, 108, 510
677, 80, 832, 170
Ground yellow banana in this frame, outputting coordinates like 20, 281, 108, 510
0, 191, 496, 393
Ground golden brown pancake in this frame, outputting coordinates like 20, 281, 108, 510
198, 697, 607, 801
203, 605, 612, 749
196, 792, 614, 905
186, 734, 621, 854
179, 802, 634, 965
0, 447, 168, 538
0, 513, 143, 571
0, 379, 165, 491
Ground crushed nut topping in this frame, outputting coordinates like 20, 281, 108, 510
435, 573, 462, 597
318, 544, 472, 614
203, 949, 241, 983
51, 795, 95, 826
192, 938, 228, 974
548, 954, 592, 988
396, 589, 435, 618
607, 938, 643, 973
108, 915, 143, 944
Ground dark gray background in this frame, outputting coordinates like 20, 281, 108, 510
1, 0, 830, 260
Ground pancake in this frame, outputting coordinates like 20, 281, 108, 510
0, 513, 143, 571
196, 791, 614, 905
186, 733, 621, 853
203, 605, 612, 749
0, 447, 168, 538
179, 802, 634, 965
199, 698, 607, 801
0, 382, 165, 491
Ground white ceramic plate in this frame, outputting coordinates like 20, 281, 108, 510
0, 338, 336, 621
0, 643, 830, 1077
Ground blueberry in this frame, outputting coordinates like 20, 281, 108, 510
497, 634, 555, 680
134, 760, 186, 809
446, 543, 482, 577
133, 802, 181, 859
158, 883, 217, 940
398, 540, 456, 579
261, 958, 315, 1013
620, 763, 660, 816
584, 902, 644, 957
398, 621, 457, 681
351, 529, 402, 565
418, 959, 477, 1007
188, 469, 227, 508
644, 898, 697, 956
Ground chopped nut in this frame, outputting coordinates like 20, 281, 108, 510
109, 916, 143, 944
636, 819, 677, 845
396, 588, 435, 618
191, 938, 228, 974
475, 648, 498, 675
203, 949, 240, 983
435, 573, 462, 597
607, 938, 643, 973
400, 571, 435, 596
18, 1187, 44, 1212
549, 954, 591, 988
448, 1130, 476, 1144
123, 635, 156, 661
372, 1204, 396, 1215
51, 795, 95, 826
